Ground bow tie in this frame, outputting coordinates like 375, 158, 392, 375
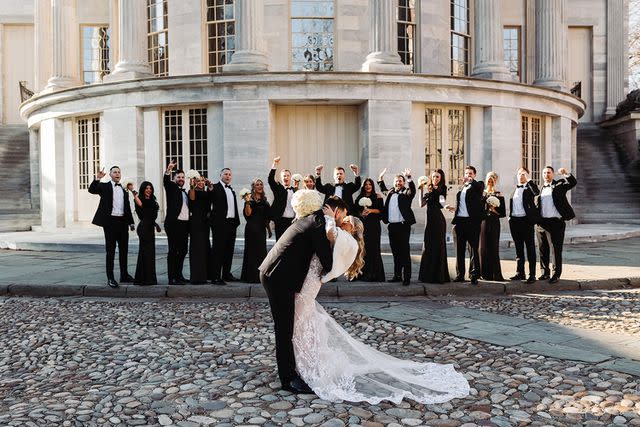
517, 185, 524, 188
225, 184, 232, 189
543, 184, 551, 188
335, 183, 345, 187
286, 187, 294, 191
114, 183, 122, 187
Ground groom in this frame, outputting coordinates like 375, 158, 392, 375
259, 196, 347, 393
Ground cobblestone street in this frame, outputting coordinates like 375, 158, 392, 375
1, 297, 639, 427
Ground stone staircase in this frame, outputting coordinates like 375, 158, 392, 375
574, 124, 640, 225
0, 125, 40, 231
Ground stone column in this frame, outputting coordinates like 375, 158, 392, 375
471, 0, 511, 81
43, 0, 77, 91
605, 0, 627, 117
107, 0, 153, 81
223, 0, 269, 72
361, 0, 411, 72
533, 0, 566, 90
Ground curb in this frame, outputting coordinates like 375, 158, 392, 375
2, 277, 638, 300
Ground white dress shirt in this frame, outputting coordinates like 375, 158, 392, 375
457, 184, 470, 217
178, 190, 189, 221
540, 183, 561, 218
111, 181, 125, 216
511, 185, 527, 217
224, 184, 236, 218
282, 188, 295, 219
388, 192, 404, 223
334, 184, 344, 199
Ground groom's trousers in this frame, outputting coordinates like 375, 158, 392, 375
260, 272, 297, 385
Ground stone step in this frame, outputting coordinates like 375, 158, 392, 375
0, 211, 40, 232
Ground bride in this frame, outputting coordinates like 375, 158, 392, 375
291, 191, 470, 404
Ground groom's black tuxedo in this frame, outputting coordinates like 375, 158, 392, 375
259, 211, 333, 386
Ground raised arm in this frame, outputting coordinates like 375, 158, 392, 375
88, 168, 106, 194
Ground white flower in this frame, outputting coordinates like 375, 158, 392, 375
291, 189, 324, 218
358, 197, 372, 207
186, 169, 201, 180
418, 175, 429, 187
122, 177, 135, 190
291, 173, 303, 182
239, 188, 251, 198
487, 195, 500, 208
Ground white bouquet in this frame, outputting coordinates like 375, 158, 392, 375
122, 178, 135, 190
358, 197, 372, 207
186, 169, 201, 180
239, 188, 251, 198
418, 175, 429, 187
291, 189, 324, 218
487, 195, 500, 208
291, 173, 303, 182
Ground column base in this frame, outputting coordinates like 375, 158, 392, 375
105, 61, 154, 82
223, 50, 269, 73
42, 76, 77, 93
361, 52, 411, 73
472, 64, 513, 82
533, 79, 566, 92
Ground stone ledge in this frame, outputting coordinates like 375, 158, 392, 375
7, 283, 85, 297
84, 284, 128, 297
0, 284, 8, 296
505, 279, 581, 294
425, 282, 505, 297
579, 278, 631, 290
166, 284, 250, 298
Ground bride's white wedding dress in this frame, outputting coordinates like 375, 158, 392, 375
292, 219, 470, 404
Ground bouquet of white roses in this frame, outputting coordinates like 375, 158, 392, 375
239, 188, 251, 199
418, 175, 429, 187
186, 169, 201, 180
291, 173, 303, 182
122, 178, 135, 191
486, 195, 500, 208
291, 189, 324, 218
358, 197, 372, 207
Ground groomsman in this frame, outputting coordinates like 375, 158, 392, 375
535, 166, 577, 283
447, 165, 484, 285
268, 156, 296, 240
508, 167, 540, 284
209, 167, 240, 285
315, 164, 361, 215
378, 168, 416, 286
164, 160, 190, 285
88, 165, 135, 288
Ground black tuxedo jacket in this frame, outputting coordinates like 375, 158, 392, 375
508, 180, 540, 224
316, 175, 362, 213
210, 182, 240, 228
88, 180, 134, 227
268, 168, 295, 219
163, 173, 189, 224
378, 179, 417, 225
452, 180, 485, 224
535, 174, 577, 221
258, 211, 333, 294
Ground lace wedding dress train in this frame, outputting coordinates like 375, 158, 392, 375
292, 227, 470, 405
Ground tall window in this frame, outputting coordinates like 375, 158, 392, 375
206, 0, 235, 73
164, 108, 209, 178
398, 0, 416, 71
77, 116, 100, 190
424, 106, 466, 186
81, 26, 110, 84
521, 114, 542, 184
291, 0, 334, 71
147, 0, 168, 76
450, 0, 470, 76
503, 26, 520, 81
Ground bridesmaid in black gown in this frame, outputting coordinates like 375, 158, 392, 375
418, 169, 451, 284
354, 178, 386, 282
241, 179, 272, 283
480, 171, 506, 281
188, 176, 211, 284
131, 181, 160, 286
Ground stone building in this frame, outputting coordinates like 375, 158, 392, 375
0, 0, 635, 230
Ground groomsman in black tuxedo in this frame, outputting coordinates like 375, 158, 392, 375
268, 155, 296, 240
315, 164, 361, 215
209, 167, 240, 285
164, 160, 190, 285
88, 165, 135, 288
535, 166, 577, 283
508, 167, 540, 284
378, 168, 416, 286
447, 165, 485, 285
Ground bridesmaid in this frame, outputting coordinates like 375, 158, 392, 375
130, 181, 160, 286
303, 174, 316, 190
480, 171, 506, 281
188, 176, 211, 284
418, 169, 451, 284
354, 178, 386, 282
241, 178, 272, 283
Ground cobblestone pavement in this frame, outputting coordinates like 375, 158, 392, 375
447, 290, 640, 337
1, 298, 639, 427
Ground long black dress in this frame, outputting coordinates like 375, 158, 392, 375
134, 198, 159, 285
418, 186, 451, 283
241, 198, 271, 283
354, 194, 386, 282
189, 190, 211, 284
479, 192, 506, 281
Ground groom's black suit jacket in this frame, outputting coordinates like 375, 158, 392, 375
259, 211, 333, 294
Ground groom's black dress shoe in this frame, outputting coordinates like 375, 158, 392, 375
283, 378, 313, 394
107, 279, 119, 288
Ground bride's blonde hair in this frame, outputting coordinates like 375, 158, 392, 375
344, 216, 365, 280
